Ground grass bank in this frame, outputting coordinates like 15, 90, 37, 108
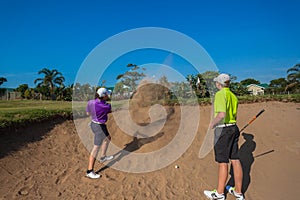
0, 100, 72, 129
144, 94, 300, 106
1, 94, 299, 129
237, 94, 300, 103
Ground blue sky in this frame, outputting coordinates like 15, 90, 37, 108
0, 0, 299, 88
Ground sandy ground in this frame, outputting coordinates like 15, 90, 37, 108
0, 101, 300, 200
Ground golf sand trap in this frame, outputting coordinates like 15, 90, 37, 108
0, 101, 300, 199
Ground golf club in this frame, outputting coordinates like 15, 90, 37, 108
240, 109, 265, 132
199, 109, 265, 159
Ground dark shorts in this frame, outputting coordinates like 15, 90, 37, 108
214, 125, 240, 163
90, 122, 110, 146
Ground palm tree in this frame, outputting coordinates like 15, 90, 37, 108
0, 77, 7, 86
186, 74, 210, 98
0, 77, 7, 96
285, 63, 300, 92
34, 68, 65, 99
116, 63, 146, 92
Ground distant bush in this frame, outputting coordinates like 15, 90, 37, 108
237, 94, 300, 103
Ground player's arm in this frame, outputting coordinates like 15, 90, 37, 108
209, 112, 225, 129
209, 91, 226, 129
107, 103, 112, 113
86, 102, 91, 116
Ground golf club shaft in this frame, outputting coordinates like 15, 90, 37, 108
240, 109, 265, 132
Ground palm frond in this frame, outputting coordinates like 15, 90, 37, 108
287, 63, 300, 73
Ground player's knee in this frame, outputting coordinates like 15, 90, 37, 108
231, 159, 242, 167
91, 145, 100, 157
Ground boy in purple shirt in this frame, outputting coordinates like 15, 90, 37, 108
85, 88, 114, 179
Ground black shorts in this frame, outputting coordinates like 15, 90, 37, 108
214, 125, 240, 163
90, 122, 110, 146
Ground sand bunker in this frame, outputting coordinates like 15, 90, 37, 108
0, 101, 300, 199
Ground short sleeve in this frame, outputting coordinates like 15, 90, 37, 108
107, 103, 112, 112
214, 91, 226, 113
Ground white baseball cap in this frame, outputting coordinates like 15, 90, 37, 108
213, 73, 230, 85
97, 88, 109, 97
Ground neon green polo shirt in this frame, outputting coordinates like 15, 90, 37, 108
214, 87, 238, 124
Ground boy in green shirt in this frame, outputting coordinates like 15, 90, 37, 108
204, 74, 245, 200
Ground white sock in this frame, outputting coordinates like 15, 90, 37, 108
216, 191, 224, 196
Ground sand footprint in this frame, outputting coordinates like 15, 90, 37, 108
55, 169, 70, 185
18, 187, 30, 196
286, 142, 300, 155
17, 181, 35, 197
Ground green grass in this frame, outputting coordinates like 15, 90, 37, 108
0, 100, 72, 110
1, 94, 299, 129
0, 99, 128, 129
0, 100, 72, 128
237, 94, 300, 103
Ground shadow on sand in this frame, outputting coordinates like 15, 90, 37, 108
227, 132, 256, 194
227, 132, 275, 194
96, 107, 175, 173
0, 117, 68, 159
96, 131, 164, 173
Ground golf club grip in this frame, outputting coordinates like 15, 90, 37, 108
248, 109, 265, 124
256, 109, 265, 118
240, 109, 265, 132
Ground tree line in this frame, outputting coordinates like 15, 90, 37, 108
111, 63, 300, 99
0, 63, 299, 101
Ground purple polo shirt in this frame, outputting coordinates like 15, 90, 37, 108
86, 99, 111, 124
